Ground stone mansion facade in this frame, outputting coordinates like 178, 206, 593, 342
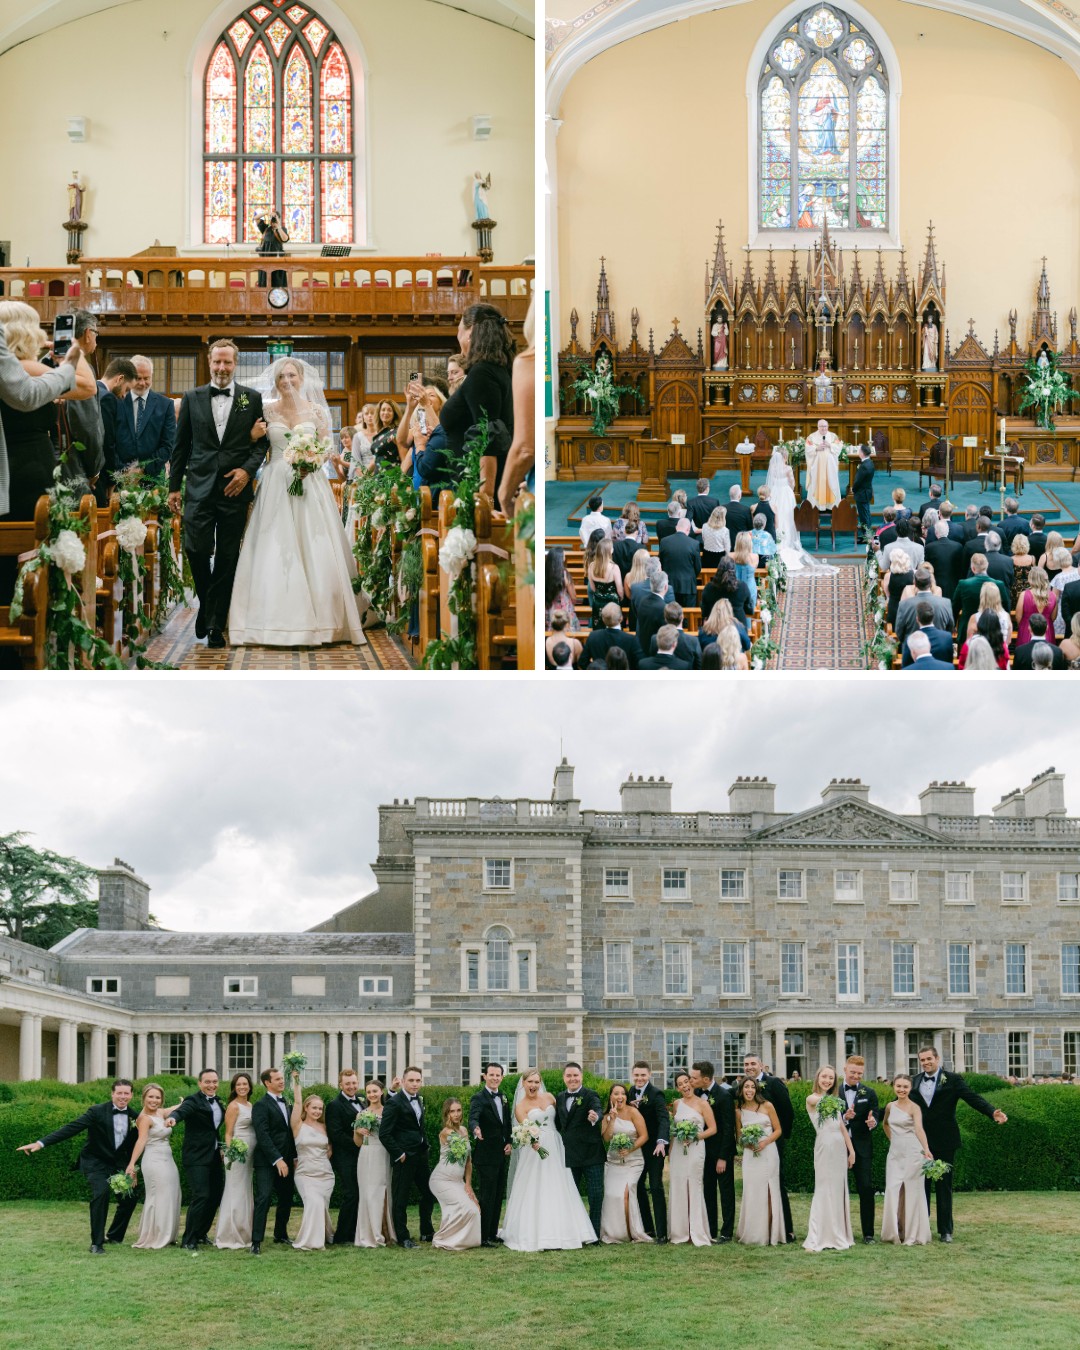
2, 766, 1078, 1086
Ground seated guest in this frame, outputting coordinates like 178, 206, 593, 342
731, 531, 759, 609
875, 506, 898, 546
1027, 513, 1049, 565
901, 600, 955, 667
605, 647, 630, 670
647, 601, 702, 669
885, 554, 914, 630
998, 496, 1030, 546
1059, 613, 1080, 665
700, 506, 731, 569
965, 580, 1012, 648
582, 602, 642, 668
960, 634, 999, 670
983, 532, 1014, 589
891, 486, 912, 522
916, 483, 943, 519
635, 568, 671, 653
578, 493, 610, 547
894, 567, 952, 649
639, 624, 690, 670
545, 548, 579, 630
545, 609, 582, 669
656, 496, 685, 541
702, 558, 754, 628
620, 500, 649, 545
700, 598, 751, 655
586, 534, 623, 626
1052, 551, 1080, 635
953, 555, 1009, 641
1015, 567, 1057, 646
958, 609, 1009, 669
659, 518, 701, 608
1031, 643, 1056, 671
550, 641, 575, 671
755, 485, 777, 539
686, 477, 719, 530
751, 514, 776, 559
924, 518, 964, 597
879, 518, 923, 572
903, 630, 954, 670
725, 484, 754, 538
1014, 613, 1067, 670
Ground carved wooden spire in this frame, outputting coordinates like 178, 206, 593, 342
761, 246, 782, 314
591, 257, 615, 346
846, 246, 866, 314
711, 220, 732, 298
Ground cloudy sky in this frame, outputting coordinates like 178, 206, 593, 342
3, 679, 1079, 933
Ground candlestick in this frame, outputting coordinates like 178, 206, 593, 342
790, 338, 796, 370
877, 339, 884, 371
853, 338, 859, 372
767, 339, 774, 371
1000, 416, 1006, 446
899, 338, 904, 369
745, 337, 751, 367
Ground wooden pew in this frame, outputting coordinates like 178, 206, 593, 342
417, 487, 441, 653
474, 493, 517, 670
0, 495, 50, 668
437, 488, 456, 639
513, 490, 535, 671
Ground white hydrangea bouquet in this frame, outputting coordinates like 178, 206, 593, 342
282, 428, 330, 497
511, 1121, 549, 1160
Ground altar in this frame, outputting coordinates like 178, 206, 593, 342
1001, 419, 1080, 479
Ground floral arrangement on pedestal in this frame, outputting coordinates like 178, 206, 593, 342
112, 466, 184, 668
350, 464, 421, 636
860, 548, 897, 669
1018, 351, 1079, 430
561, 354, 643, 437
777, 436, 855, 467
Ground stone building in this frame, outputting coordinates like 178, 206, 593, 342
2, 769, 1078, 1085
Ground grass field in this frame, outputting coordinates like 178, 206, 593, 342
2, 1195, 1078, 1350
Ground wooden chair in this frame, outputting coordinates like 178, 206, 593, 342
821, 496, 859, 548
794, 497, 820, 548
0, 495, 50, 668
871, 429, 893, 476
917, 438, 949, 490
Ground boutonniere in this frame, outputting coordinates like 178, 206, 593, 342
707, 1095, 715, 1106
939, 1073, 948, 1088
575, 1096, 582, 1107
236, 392, 250, 412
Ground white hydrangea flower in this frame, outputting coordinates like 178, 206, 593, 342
405, 507, 416, 522
51, 529, 86, 576
439, 526, 477, 581
115, 515, 148, 555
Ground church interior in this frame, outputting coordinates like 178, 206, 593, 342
545, 0, 1080, 669
0, 0, 535, 671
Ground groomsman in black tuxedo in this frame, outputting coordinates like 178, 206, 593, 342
250, 1066, 296, 1253
17, 1078, 139, 1252
468, 1061, 513, 1246
912, 1046, 1007, 1242
628, 1060, 669, 1242
744, 1052, 795, 1241
838, 1055, 879, 1243
852, 444, 875, 539
691, 1059, 737, 1242
379, 1066, 435, 1247
555, 1062, 605, 1238
325, 1068, 363, 1245
169, 1068, 226, 1250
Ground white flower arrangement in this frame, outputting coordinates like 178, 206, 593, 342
51, 529, 86, 576
282, 429, 329, 497
439, 526, 477, 581
115, 515, 148, 555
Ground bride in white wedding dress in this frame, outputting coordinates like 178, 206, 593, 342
766, 447, 837, 576
501, 1070, 598, 1251
228, 357, 368, 646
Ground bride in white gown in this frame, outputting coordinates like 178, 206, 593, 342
501, 1069, 598, 1251
765, 447, 837, 575
228, 356, 368, 646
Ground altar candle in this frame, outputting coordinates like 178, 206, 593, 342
1000, 417, 1006, 446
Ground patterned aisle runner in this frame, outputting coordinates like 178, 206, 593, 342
775, 562, 867, 670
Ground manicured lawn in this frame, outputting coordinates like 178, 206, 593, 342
1, 1194, 1077, 1349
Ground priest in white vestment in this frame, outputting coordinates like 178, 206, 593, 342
804, 418, 842, 510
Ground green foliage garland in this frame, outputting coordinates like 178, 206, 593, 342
112, 467, 179, 669
350, 464, 421, 636
515, 492, 535, 587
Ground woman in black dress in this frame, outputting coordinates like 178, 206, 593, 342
440, 303, 515, 508
370, 400, 401, 469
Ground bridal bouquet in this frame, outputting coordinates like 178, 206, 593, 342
511, 1122, 549, 1159
607, 1132, 635, 1163
109, 1170, 137, 1197
815, 1094, 845, 1126
922, 1158, 952, 1183
444, 1133, 471, 1167
282, 429, 329, 497
282, 1050, 307, 1078
353, 1109, 380, 1143
740, 1123, 768, 1153
671, 1119, 702, 1154
223, 1139, 249, 1170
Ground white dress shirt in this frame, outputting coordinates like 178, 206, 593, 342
211, 383, 235, 442
579, 510, 612, 547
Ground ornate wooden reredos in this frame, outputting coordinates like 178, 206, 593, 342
556, 223, 1080, 482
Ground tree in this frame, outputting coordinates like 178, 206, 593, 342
0, 832, 98, 948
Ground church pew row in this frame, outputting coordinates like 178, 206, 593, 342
0, 495, 52, 668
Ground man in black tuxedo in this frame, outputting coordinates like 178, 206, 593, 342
1026, 513, 1048, 564
690, 1060, 737, 1242
924, 519, 964, 598
627, 1061, 669, 1242
325, 1068, 363, 1245
639, 625, 691, 669
555, 1062, 604, 1238
634, 569, 669, 653
659, 518, 701, 608
581, 602, 643, 668
852, 444, 875, 539
250, 1066, 296, 1253
18, 1078, 139, 1252
912, 1046, 1007, 1242
724, 484, 754, 538
686, 477, 719, 529
467, 1061, 512, 1246
168, 338, 270, 647
838, 1056, 879, 1243
113, 356, 176, 478
744, 1052, 795, 1241
379, 1065, 435, 1246
1014, 614, 1067, 669
169, 1068, 226, 1250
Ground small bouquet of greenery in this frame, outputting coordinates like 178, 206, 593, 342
671, 1118, 702, 1154
815, 1094, 845, 1126
740, 1123, 768, 1153
109, 1170, 137, 1197
511, 1122, 549, 1160
607, 1131, 635, 1163
922, 1158, 952, 1183
444, 1133, 471, 1167
353, 1108, 379, 1144
223, 1139, 249, 1170
282, 1051, 307, 1079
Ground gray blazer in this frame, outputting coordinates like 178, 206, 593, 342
0, 331, 76, 515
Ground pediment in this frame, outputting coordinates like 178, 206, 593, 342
657, 331, 696, 363
951, 330, 991, 366
751, 798, 947, 845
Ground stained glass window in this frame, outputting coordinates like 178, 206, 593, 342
758, 5, 889, 233
202, 4, 356, 244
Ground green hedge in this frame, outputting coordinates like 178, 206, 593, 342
2, 1075, 1076, 1204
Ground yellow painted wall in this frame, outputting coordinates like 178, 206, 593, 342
555, 1, 1080, 351
0, 0, 534, 265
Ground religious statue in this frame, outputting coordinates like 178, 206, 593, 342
1037, 349, 1050, 371
711, 319, 729, 370
67, 171, 84, 224
472, 171, 492, 222
804, 417, 842, 510
921, 319, 938, 371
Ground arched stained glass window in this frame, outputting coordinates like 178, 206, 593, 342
758, 5, 889, 233
203, 2, 355, 245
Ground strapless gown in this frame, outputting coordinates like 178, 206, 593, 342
131, 1116, 181, 1249
501, 1106, 597, 1251
599, 1117, 652, 1244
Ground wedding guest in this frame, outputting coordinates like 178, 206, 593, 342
498, 294, 536, 513
1058, 613, 1080, 665
349, 403, 377, 475
731, 531, 759, 608
581, 602, 642, 668
964, 580, 1012, 646
702, 558, 754, 627
1014, 613, 1067, 670
599, 1085, 652, 1244
57, 312, 105, 499
125, 1082, 182, 1250
250, 1066, 296, 1254
17, 1078, 138, 1252
578, 493, 611, 547
169, 1068, 226, 1251
686, 476, 720, 529
755, 484, 777, 539
430, 1098, 481, 1250
690, 1059, 736, 1242
586, 535, 623, 625
1015, 566, 1057, 645
1050, 548, 1080, 635
668, 1071, 714, 1246
468, 1061, 512, 1247
958, 608, 1008, 669
556, 1062, 606, 1238
620, 500, 649, 545
639, 623, 690, 669
370, 400, 401, 469
1010, 533, 1036, 606
325, 1068, 363, 1245
289, 1070, 334, 1250
735, 1075, 785, 1246
960, 634, 998, 670
628, 1060, 669, 1243
355, 1079, 395, 1247
545, 548, 579, 631
903, 630, 954, 670
725, 483, 754, 537
802, 1065, 855, 1252
900, 600, 956, 667
380, 1066, 435, 1247
700, 505, 730, 569
400, 381, 450, 494
546, 609, 582, 668
635, 568, 671, 653
911, 1046, 1007, 1242
214, 1072, 255, 1249
837, 1055, 879, 1243
442, 302, 515, 505
446, 354, 465, 394
880, 1074, 933, 1245
700, 597, 751, 659
605, 647, 630, 670
612, 519, 647, 579
647, 601, 702, 668
113, 356, 176, 478
743, 1052, 795, 1241
952, 555, 1007, 641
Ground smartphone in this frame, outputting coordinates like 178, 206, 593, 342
409, 370, 420, 384
53, 313, 76, 358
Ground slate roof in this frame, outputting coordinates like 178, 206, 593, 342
55, 930, 413, 958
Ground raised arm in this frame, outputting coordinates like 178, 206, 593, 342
0, 336, 76, 412
467, 1092, 485, 1142
17, 1105, 95, 1153
289, 1071, 303, 1137
956, 1075, 1008, 1124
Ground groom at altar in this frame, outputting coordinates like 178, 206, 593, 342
468, 1061, 513, 1246
804, 419, 842, 511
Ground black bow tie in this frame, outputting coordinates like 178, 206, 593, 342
210, 386, 232, 398
113, 1108, 128, 1115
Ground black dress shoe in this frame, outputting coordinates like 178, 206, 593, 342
273, 1237, 290, 1244
941, 1232, 953, 1243
195, 609, 208, 640
480, 1239, 494, 1248
90, 1244, 106, 1254
250, 1242, 261, 1255
400, 1238, 417, 1249
717, 1235, 732, 1244
863, 1235, 876, 1244
105, 1236, 123, 1244
419, 1234, 433, 1243
206, 628, 226, 649
181, 1243, 198, 1251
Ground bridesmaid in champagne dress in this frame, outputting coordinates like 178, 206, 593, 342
881, 1075, 933, 1245
215, 1073, 256, 1249
127, 1083, 181, 1249
668, 1071, 715, 1246
289, 1071, 335, 1251
802, 1065, 855, 1252
354, 1079, 396, 1247
735, 1075, 785, 1245
599, 1084, 652, 1244
429, 1098, 482, 1250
